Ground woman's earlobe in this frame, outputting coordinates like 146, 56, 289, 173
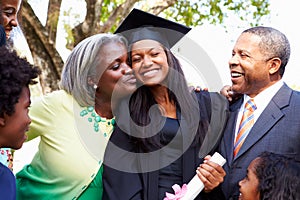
0, 117, 5, 126
87, 77, 98, 89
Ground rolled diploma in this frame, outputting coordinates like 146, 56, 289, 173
181, 152, 226, 200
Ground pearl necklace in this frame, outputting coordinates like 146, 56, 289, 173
80, 106, 115, 136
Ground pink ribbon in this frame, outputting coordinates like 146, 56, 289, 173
164, 184, 187, 200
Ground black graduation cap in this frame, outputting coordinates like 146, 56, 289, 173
115, 8, 191, 49
0, 25, 6, 46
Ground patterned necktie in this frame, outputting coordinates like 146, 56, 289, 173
233, 99, 257, 157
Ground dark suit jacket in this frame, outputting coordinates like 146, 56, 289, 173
0, 163, 16, 200
219, 83, 300, 200
103, 91, 229, 200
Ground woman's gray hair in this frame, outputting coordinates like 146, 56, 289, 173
60, 33, 127, 106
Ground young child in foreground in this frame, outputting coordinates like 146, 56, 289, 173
0, 46, 40, 200
238, 151, 300, 200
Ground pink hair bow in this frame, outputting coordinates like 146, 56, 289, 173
164, 184, 187, 200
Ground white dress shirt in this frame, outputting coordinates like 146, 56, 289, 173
234, 80, 284, 139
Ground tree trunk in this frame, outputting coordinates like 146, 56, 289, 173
72, 0, 140, 47
46, 0, 62, 46
22, 1, 64, 93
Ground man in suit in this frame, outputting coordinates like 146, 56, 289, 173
219, 26, 300, 200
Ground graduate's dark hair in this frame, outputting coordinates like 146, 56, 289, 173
128, 46, 208, 152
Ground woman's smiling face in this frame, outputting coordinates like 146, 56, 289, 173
130, 39, 169, 86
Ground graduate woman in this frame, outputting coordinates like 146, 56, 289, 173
103, 9, 228, 200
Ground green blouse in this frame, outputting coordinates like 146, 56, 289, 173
78, 166, 103, 199
16, 90, 113, 199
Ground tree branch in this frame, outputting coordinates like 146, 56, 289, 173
142, 0, 176, 14
99, 0, 139, 33
22, 1, 64, 92
46, 0, 62, 46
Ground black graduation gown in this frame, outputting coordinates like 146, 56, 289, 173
103, 91, 228, 200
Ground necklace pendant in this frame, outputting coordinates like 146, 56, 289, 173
80, 106, 115, 135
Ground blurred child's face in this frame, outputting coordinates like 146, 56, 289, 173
238, 158, 260, 200
0, 0, 21, 39
0, 87, 31, 149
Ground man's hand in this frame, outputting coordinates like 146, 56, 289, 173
220, 85, 242, 103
